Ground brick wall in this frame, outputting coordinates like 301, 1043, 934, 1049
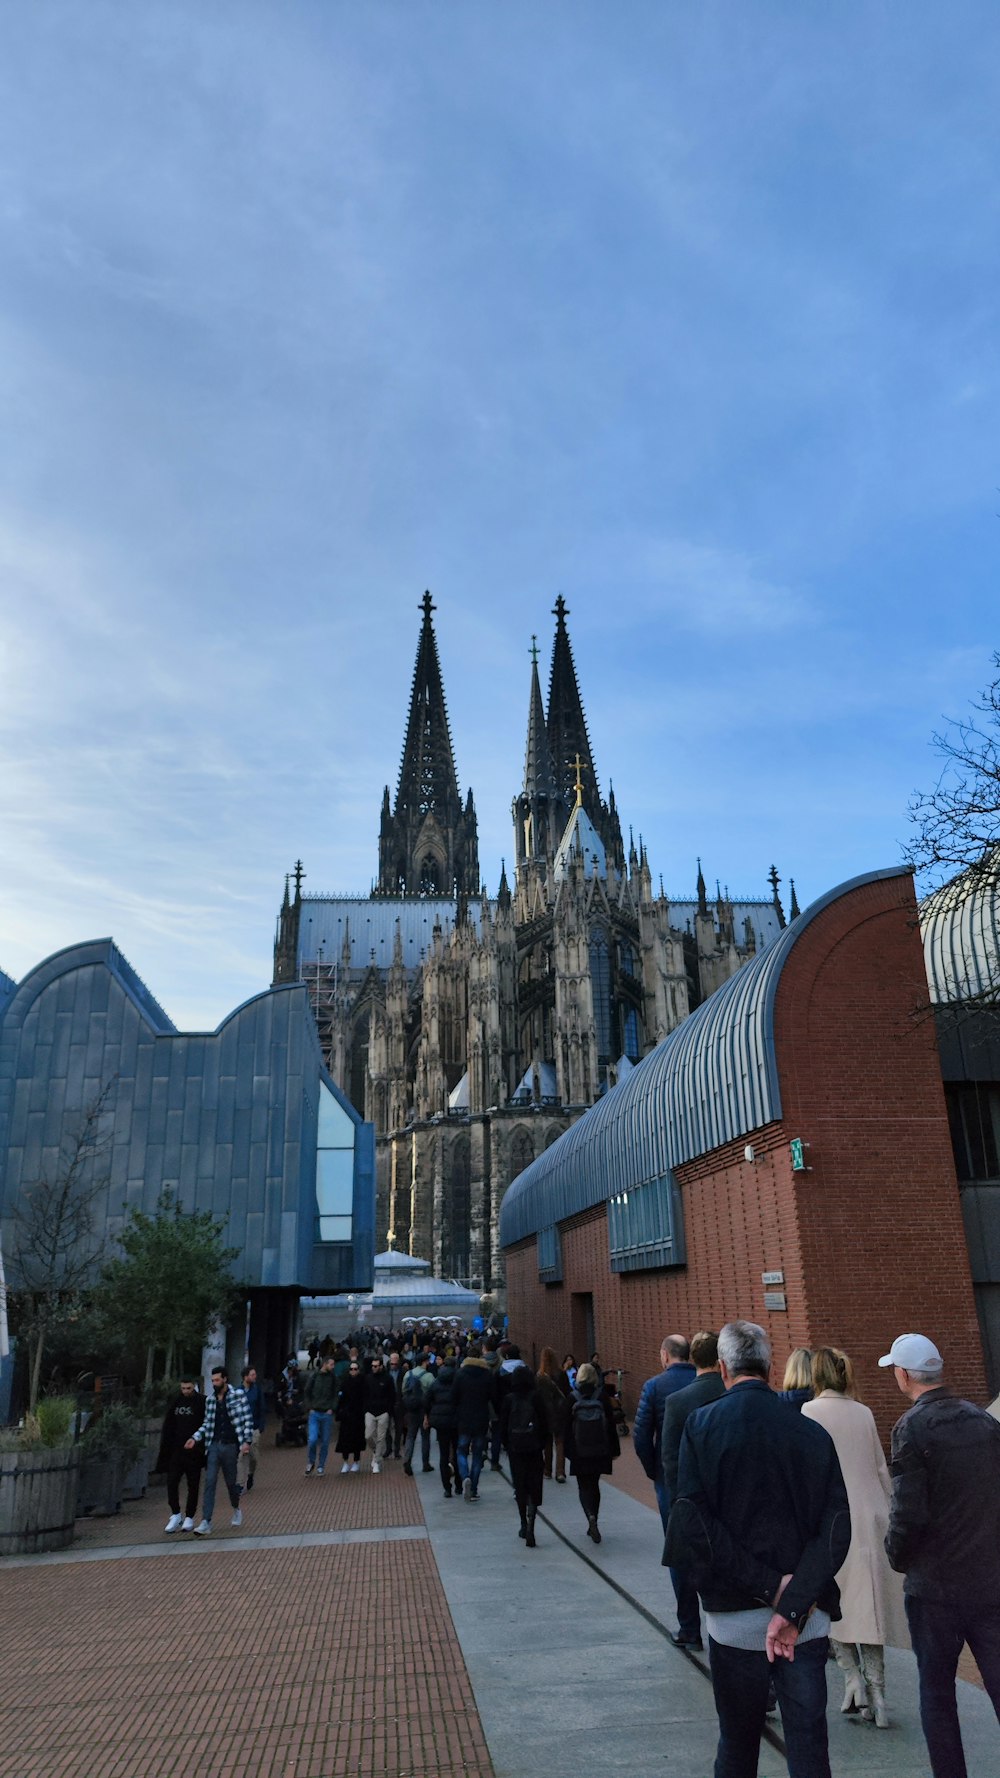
505, 872, 987, 1444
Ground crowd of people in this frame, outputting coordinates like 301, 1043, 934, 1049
154, 1318, 1000, 1778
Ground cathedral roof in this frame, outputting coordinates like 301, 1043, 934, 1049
553, 802, 607, 881
295, 896, 483, 969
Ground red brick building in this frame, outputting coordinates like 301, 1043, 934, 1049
499, 867, 987, 1442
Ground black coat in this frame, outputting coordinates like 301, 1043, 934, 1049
664, 1377, 850, 1626
451, 1359, 496, 1435
564, 1389, 620, 1477
427, 1362, 459, 1431
661, 1371, 725, 1496
886, 1387, 1000, 1604
362, 1370, 397, 1417
335, 1374, 367, 1453
157, 1392, 205, 1468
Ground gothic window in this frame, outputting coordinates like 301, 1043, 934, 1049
443, 1135, 471, 1282
589, 928, 612, 1063
618, 939, 635, 976
510, 1127, 534, 1179
622, 1005, 640, 1061
420, 854, 442, 893
349, 1009, 369, 1117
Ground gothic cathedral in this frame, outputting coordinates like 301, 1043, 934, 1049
273, 593, 794, 1289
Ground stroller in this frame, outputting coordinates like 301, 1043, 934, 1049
275, 1370, 308, 1447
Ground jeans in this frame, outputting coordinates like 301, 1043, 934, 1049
365, 1411, 389, 1462
906, 1593, 1000, 1778
403, 1411, 431, 1468
708, 1635, 830, 1778
307, 1410, 334, 1470
655, 1476, 702, 1640
456, 1431, 486, 1495
202, 1441, 241, 1522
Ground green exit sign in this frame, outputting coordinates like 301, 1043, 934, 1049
790, 1138, 806, 1171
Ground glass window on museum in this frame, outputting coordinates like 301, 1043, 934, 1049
316, 1082, 355, 1241
947, 1083, 1000, 1182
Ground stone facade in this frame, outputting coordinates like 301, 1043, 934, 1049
273, 593, 789, 1291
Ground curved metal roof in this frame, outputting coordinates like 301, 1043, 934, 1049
499, 866, 910, 1246
920, 862, 1000, 1005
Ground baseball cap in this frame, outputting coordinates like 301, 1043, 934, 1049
877, 1334, 943, 1373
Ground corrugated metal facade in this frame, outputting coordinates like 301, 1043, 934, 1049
921, 866, 1000, 1005
499, 868, 910, 1246
0, 941, 375, 1293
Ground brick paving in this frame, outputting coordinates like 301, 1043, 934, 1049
0, 1448, 494, 1778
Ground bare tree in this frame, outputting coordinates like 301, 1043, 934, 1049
907, 652, 1000, 884
11, 1080, 114, 1410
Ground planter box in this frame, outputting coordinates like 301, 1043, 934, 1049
76, 1454, 124, 1517
0, 1446, 81, 1556
121, 1446, 151, 1501
144, 1417, 166, 1486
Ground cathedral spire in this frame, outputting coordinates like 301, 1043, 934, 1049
377, 593, 479, 895
522, 636, 556, 800
546, 595, 601, 819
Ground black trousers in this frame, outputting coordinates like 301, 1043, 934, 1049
166, 1449, 202, 1517
436, 1428, 459, 1493
576, 1473, 602, 1521
509, 1451, 544, 1522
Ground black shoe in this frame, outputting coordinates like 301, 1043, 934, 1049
403, 1462, 413, 1476
443, 1490, 452, 1498
518, 1524, 527, 1539
586, 1515, 601, 1544
668, 1631, 703, 1651
490, 1461, 501, 1472
422, 1464, 433, 1472
525, 1525, 536, 1548
245, 1474, 254, 1492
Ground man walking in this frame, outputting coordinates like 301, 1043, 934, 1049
665, 1320, 850, 1778
186, 1366, 253, 1536
660, 1330, 725, 1649
881, 1331, 1000, 1778
158, 1377, 205, 1532
304, 1354, 338, 1476
401, 1356, 434, 1475
362, 1353, 396, 1473
634, 1333, 696, 1528
239, 1363, 266, 1492
451, 1341, 496, 1501
386, 1350, 406, 1458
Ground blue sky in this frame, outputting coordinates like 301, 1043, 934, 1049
1, 3, 998, 1028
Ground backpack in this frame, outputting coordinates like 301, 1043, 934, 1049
506, 1392, 543, 1456
572, 1397, 609, 1462
402, 1367, 425, 1406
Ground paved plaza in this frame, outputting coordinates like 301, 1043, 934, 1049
1, 1439, 996, 1778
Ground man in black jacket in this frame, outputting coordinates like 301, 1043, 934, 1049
450, 1344, 496, 1501
660, 1329, 725, 1650
158, 1379, 205, 1533
881, 1331, 1000, 1778
665, 1320, 849, 1778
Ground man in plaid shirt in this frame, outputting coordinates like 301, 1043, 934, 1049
185, 1366, 254, 1536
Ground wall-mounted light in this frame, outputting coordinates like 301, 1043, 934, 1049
744, 1144, 756, 1164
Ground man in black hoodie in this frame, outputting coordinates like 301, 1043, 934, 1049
451, 1342, 496, 1501
158, 1379, 205, 1533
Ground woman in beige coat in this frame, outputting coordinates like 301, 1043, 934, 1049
802, 1347, 907, 1729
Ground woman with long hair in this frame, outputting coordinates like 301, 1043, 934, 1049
535, 1347, 568, 1482
802, 1347, 907, 1727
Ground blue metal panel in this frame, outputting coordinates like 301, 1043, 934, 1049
499, 867, 911, 1247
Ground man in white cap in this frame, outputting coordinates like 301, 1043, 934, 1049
881, 1332, 1000, 1778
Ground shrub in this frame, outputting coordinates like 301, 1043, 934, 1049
35, 1395, 77, 1449
81, 1403, 144, 1466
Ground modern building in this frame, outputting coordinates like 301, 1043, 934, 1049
0, 939, 375, 1383
499, 867, 988, 1439
922, 862, 1000, 1387
273, 592, 793, 1294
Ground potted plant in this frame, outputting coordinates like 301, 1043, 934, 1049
77, 1403, 145, 1516
0, 1395, 80, 1555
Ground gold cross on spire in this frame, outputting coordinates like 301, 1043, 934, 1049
573, 753, 585, 808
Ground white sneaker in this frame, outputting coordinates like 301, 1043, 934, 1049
305, 1463, 315, 1475
350, 1462, 360, 1473
341, 1461, 350, 1474
181, 1517, 195, 1532
371, 1460, 381, 1474
193, 1520, 212, 1536
164, 1513, 183, 1533
231, 1508, 243, 1527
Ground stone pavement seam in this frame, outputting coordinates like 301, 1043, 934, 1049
0, 1521, 428, 1568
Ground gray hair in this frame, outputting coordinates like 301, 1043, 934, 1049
907, 1367, 942, 1384
718, 1320, 771, 1380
